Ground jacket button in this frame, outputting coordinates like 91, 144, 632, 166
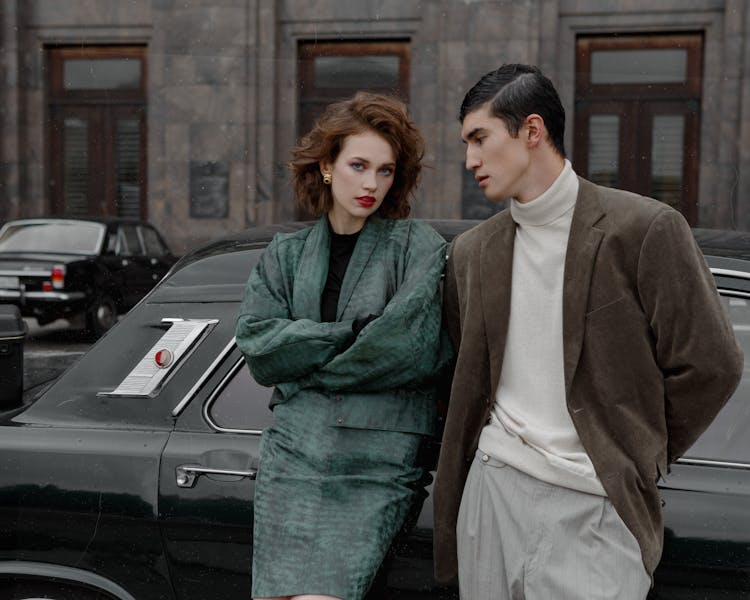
481, 454, 490, 463
336, 417, 344, 424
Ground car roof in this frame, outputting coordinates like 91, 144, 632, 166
692, 228, 750, 261
174, 219, 483, 271
178, 219, 750, 263
1, 216, 150, 228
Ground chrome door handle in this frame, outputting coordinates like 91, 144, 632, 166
175, 464, 258, 488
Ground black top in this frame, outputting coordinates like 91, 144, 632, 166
321, 226, 361, 322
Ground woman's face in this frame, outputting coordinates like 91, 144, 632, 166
321, 130, 396, 234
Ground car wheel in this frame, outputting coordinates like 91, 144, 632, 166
85, 294, 118, 339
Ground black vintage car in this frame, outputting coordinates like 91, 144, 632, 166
0, 217, 177, 338
0, 221, 748, 599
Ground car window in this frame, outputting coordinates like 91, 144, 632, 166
140, 225, 168, 256
0, 221, 104, 254
205, 358, 274, 432
119, 225, 144, 256
684, 292, 750, 463
104, 231, 118, 254
150, 247, 263, 304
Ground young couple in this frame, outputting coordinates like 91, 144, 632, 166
236, 64, 743, 600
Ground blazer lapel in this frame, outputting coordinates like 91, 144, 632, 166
480, 212, 515, 395
336, 216, 385, 320
292, 217, 329, 322
563, 179, 605, 396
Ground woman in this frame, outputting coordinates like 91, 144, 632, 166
236, 92, 451, 600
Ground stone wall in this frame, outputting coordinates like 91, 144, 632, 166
0, 0, 747, 252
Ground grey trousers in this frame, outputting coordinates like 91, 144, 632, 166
457, 451, 651, 600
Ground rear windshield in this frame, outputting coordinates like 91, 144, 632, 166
0, 221, 105, 254
150, 248, 262, 303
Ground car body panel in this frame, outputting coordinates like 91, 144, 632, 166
0, 220, 748, 598
0, 426, 173, 599
653, 462, 750, 598
158, 430, 257, 600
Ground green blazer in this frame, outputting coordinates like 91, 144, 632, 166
236, 215, 451, 435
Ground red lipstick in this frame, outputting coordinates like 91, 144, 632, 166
356, 196, 376, 207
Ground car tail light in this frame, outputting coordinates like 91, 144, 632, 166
154, 349, 173, 368
51, 264, 65, 290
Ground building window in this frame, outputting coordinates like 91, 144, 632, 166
574, 34, 702, 224
298, 40, 410, 138
48, 46, 147, 219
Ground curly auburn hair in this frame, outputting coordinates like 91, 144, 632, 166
290, 92, 425, 219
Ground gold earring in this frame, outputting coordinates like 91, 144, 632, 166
323, 172, 332, 185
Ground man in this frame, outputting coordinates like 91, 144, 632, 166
433, 63, 743, 599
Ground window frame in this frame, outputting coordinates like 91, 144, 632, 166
47, 46, 148, 219
202, 355, 275, 435
575, 34, 703, 100
139, 225, 169, 257
48, 45, 147, 102
574, 33, 703, 224
298, 40, 410, 100
297, 40, 410, 136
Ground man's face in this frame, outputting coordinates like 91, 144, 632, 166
461, 104, 531, 203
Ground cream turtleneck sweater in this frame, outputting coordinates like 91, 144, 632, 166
477, 159, 605, 496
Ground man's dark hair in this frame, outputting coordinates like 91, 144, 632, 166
459, 64, 566, 157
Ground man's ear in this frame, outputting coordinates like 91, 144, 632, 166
525, 114, 545, 147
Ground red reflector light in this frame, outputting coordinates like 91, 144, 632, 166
42, 281, 53, 292
154, 349, 173, 368
51, 265, 65, 290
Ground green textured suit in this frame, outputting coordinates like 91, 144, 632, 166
236, 215, 451, 599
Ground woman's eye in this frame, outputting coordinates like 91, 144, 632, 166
380, 167, 394, 176
350, 162, 364, 171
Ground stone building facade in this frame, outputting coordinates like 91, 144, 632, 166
1, 0, 749, 253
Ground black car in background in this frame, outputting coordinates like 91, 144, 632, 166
0, 217, 177, 338
0, 221, 748, 599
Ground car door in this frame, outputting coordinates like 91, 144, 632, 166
158, 336, 274, 600
98, 224, 149, 307
139, 224, 176, 283
650, 286, 750, 598
117, 224, 156, 304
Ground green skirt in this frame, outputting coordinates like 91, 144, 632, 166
251, 394, 425, 599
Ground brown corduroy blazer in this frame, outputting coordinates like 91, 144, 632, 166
433, 177, 744, 582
